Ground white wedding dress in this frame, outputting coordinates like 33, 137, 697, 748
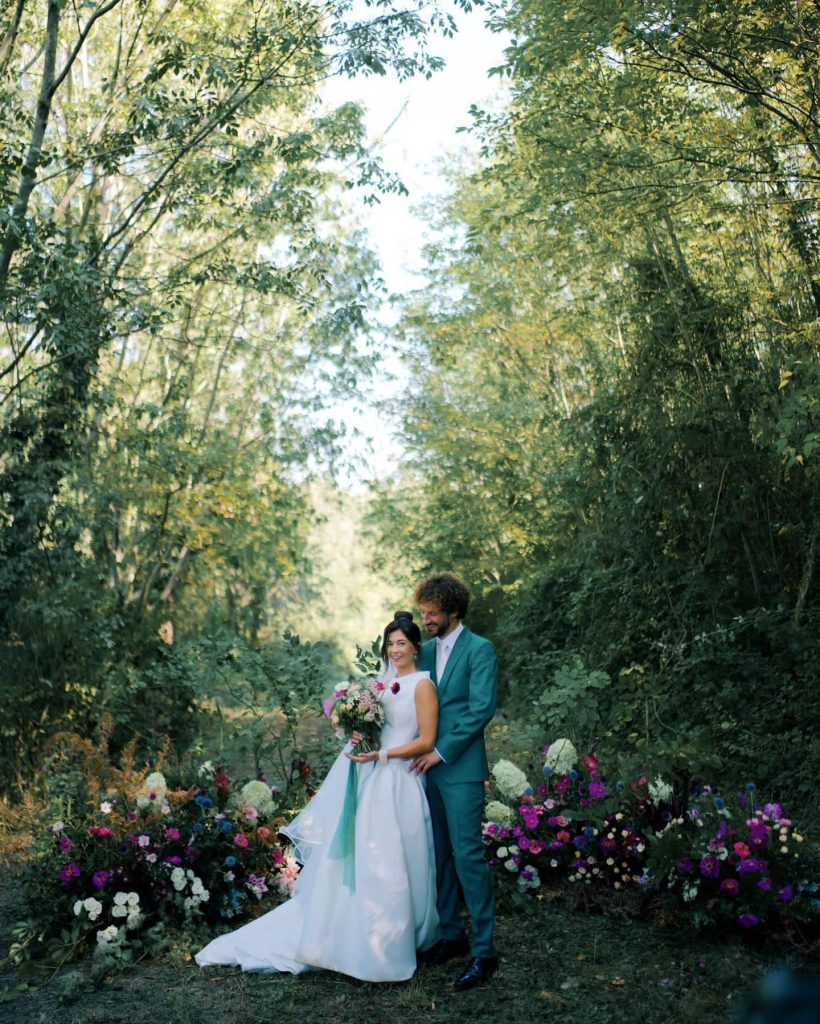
195, 671, 439, 981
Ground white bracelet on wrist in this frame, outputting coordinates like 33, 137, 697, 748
378, 748, 389, 766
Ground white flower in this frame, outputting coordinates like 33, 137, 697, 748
126, 911, 142, 930
126, 892, 139, 907
504, 858, 518, 873
113, 891, 129, 906
484, 800, 514, 826
224, 871, 235, 882
237, 780, 276, 817
197, 760, 216, 780
111, 904, 128, 918
648, 775, 673, 803
491, 759, 530, 800
171, 868, 186, 891
82, 897, 103, 921
96, 926, 119, 944
146, 853, 157, 864
543, 738, 577, 776
100, 801, 113, 814
73, 900, 83, 916
51, 821, 65, 833
497, 846, 508, 858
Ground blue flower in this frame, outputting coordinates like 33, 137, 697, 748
569, 770, 579, 781
195, 794, 213, 809
220, 820, 234, 833
192, 822, 204, 833
542, 765, 553, 777
746, 782, 756, 792
713, 797, 725, 810
583, 826, 595, 839
224, 855, 237, 867
615, 780, 625, 791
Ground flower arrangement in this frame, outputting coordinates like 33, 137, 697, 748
482, 743, 819, 937
324, 679, 385, 753
11, 764, 299, 974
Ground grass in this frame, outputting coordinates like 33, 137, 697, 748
1, 868, 815, 1024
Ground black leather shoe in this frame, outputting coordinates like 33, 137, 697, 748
419, 936, 470, 967
454, 955, 499, 991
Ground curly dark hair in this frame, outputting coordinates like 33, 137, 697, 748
380, 610, 422, 660
413, 573, 471, 619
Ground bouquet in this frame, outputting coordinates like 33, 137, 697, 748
325, 679, 385, 753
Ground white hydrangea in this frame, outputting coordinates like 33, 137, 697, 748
136, 771, 168, 809
483, 800, 514, 826
236, 780, 276, 817
648, 775, 673, 803
491, 759, 530, 800
170, 867, 187, 892
543, 738, 578, 776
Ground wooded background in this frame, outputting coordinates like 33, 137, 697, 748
2, 0, 818, 805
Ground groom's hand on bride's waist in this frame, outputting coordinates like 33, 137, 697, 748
409, 751, 442, 774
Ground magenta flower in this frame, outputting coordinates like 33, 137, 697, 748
699, 855, 721, 879
59, 863, 81, 884
733, 842, 750, 859
720, 878, 740, 897
92, 870, 111, 890
59, 836, 74, 852
165, 827, 181, 841
738, 913, 759, 928
588, 781, 609, 800
88, 826, 114, 838
234, 832, 250, 848
762, 803, 783, 820
390, 681, 400, 694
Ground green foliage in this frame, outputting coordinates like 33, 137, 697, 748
367, 0, 820, 802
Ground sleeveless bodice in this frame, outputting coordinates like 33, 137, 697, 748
380, 671, 429, 750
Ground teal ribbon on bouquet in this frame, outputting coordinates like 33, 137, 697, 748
328, 760, 358, 891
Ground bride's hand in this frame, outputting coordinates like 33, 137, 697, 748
349, 730, 363, 746
346, 749, 378, 763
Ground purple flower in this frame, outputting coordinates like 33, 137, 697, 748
738, 913, 759, 928
91, 870, 111, 890
59, 836, 74, 852
599, 837, 618, 855
390, 681, 400, 695
519, 837, 530, 850
165, 827, 181, 841
59, 863, 81, 884
675, 859, 695, 874
758, 877, 772, 891
699, 855, 721, 879
777, 886, 794, 902
164, 855, 182, 866
720, 878, 740, 897
762, 803, 783, 820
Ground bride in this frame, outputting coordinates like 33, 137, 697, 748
195, 611, 440, 981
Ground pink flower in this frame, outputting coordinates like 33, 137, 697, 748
556, 830, 571, 844
241, 806, 259, 821
59, 836, 74, 852
733, 842, 750, 859
88, 826, 113, 838
391, 681, 401, 695
256, 826, 272, 839
272, 848, 285, 865
234, 833, 250, 848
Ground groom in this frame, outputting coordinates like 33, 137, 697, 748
410, 573, 498, 991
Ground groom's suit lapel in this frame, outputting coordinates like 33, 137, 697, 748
437, 627, 470, 695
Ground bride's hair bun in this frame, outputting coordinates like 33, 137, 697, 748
393, 610, 414, 622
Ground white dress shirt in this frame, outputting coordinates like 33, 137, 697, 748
436, 621, 464, 681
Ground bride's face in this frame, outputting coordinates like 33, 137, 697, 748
386, 629, 416, 673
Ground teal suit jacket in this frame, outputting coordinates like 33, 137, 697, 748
419, 626, 497, 783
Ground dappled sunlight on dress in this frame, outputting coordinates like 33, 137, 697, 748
194, 671, 439, 981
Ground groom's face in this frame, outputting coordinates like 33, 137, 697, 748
419, 602, 458, 638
